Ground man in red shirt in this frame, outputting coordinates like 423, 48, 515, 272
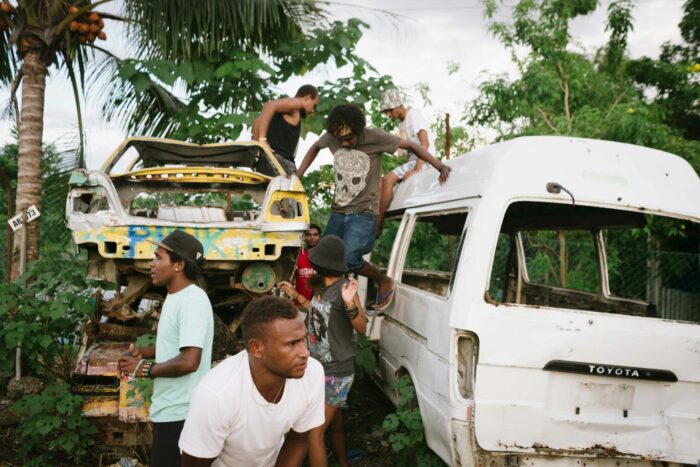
294, 224, 321, 304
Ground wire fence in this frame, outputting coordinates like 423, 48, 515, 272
490, 232, 700, 323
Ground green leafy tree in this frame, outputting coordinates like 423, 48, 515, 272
0, 0, 324, 279
627, 0, 699, 140
100, 18, 396, 143
470, 0, 700, 172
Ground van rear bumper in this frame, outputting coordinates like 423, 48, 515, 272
450, 419, 692, 467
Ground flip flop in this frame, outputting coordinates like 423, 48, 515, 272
375, 279, 395, 310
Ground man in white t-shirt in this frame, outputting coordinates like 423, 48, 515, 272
179, 296, 325, 467
376, 89, 438, 234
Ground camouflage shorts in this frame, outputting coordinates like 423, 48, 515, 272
324, 374, 354, 407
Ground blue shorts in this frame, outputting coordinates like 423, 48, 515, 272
325, 212, 376, 271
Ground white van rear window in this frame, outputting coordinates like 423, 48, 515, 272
487, 201, 700, 323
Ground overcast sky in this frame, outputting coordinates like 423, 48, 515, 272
0, 0, 686, 170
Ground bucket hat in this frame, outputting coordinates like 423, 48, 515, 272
308, 235, 347, 274
147, 230, 204, 265
380, 89, 404, 111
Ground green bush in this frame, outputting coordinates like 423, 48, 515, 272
13, 381, 97, 465
0, 251, 97, 382
353, 334, 377, 379
382, 375, 444, 466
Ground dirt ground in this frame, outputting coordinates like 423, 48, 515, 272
333, 374, 399, 466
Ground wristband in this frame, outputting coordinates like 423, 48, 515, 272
146, 362, 154, 379
130, 359, 145, 378
345, 303, 359, 320
259, 137, 268, 141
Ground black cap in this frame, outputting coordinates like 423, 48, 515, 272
308, 235, 347, 274
147, 230, 204, 266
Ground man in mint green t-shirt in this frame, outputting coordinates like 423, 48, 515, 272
118, 230, 214, 467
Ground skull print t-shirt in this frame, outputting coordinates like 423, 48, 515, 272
316, 128, 400, 214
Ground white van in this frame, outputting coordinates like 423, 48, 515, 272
366, 136, 700, 466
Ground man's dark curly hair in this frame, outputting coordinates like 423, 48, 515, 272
241, 296, 298, 348
326, 104, 366, 137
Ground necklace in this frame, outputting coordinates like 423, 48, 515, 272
271, 381, 285, 404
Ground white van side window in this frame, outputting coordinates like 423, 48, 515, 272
486, 201, 700, 324
400, 210, 467, 298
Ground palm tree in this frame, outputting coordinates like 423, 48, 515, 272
0, 0, 323, 280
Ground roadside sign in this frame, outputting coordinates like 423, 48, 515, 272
6, 206, 41, 232
26, 205, 40, 223
8, 213, 23, 232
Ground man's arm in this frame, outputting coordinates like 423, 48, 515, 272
295, 143, 321, 178
350, 294, 367, 335
182, 452, 216, 467
253, 98, 304, 140
275, 430, 310, 467
412, 130, 430, 171
118, 346, 202, 378
399, 139, 451, 184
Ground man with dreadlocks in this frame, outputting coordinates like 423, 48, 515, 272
296, 104, 451, 309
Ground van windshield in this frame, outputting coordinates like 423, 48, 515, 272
488, 201, 700, 323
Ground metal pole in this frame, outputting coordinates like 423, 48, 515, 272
15, 221, 26, 381
445, 113, 451, 160
445, 113, 454, 268
18, 218, 26, 275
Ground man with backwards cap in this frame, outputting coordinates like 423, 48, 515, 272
279, 235, 365, 467
376, 89, 438, 235
118, 230, 214, 467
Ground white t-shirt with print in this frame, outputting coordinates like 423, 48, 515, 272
178, 351, 325, 467
399, 108, 436, 160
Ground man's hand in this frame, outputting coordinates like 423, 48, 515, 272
438, 164, 451, 184
342, 278, 359, 307
118, 343, 142, 376
278, 281, 297, 299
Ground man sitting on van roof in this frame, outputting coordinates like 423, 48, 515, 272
296, 104, 451, 309
376, 90, 437, 236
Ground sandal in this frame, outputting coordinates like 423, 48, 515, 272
375, 279, 395, 310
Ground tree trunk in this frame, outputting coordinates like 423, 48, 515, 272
558, 230, 567, 288
11, 50, 46, 280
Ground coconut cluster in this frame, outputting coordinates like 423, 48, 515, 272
0, 2, 16, 31
68, 5, 106, 44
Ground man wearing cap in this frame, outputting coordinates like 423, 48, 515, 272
279, 235, 365, 467
118, 230, 214, 467
296, 104, 451, 310
376, 89, 437, 235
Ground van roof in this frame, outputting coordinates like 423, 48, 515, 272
390, 136, 700, 221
